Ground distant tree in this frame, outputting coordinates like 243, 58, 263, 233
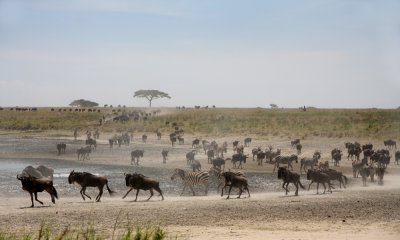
270, 104, 278, 109
69, 99, 99, 107
104, 104, 108, 108
133, 89, 171, 107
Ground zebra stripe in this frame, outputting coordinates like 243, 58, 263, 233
171, 168, 209, 196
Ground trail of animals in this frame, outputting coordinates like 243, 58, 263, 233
17, 137, 397, 208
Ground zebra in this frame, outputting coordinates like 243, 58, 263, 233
299, 156, 319, 174
171, 168, 209, 196
273, 154, 298, 173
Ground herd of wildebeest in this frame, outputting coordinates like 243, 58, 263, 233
16, 125, 399, 208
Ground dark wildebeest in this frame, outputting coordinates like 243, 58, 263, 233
85, 138, 97, 149
291, 139, 300, 148
348, 146, 362, 160
395, 151, 400, 165
191, 159, 202, 172
56, 143, 66, 155
108, 139, 114, 148
362, 144, 373, 151
156, 130, 162, 140
256, 151, 266, 166
277, 167, 305, 196
296, 143, 302, 155
122, 173, 164, 201
244, 137, 252, 147
186, 150, 196, 165
207, 149, 215, 164
77, 146, 91, 161
376, 167, 385, 185
131, 150, 144, 165
220, 171, 250, 199
332, 150, 342, 167
252, 147, 261, 160
142, 134, 147, 143
161, 149, 169, 164
231, 153, 248, 169
192, 139, 200, 148
321, 169, 347, 189
307, 169, 334, 194
232, 140, 239, 150
212, 157, 226, 171
170, 133, 177, 146
221, 171, 250, 199
68, 170, 114, 202
384, 139, 396, 149
17, 175, 58, 207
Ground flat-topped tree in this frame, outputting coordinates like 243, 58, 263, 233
133, 90, 171, 107
69, 99, 99, 107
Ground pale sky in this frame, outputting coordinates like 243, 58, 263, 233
0, 0, 399, 108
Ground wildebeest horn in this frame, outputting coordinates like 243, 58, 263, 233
16, 174, 21, 180
124, 173, 126, 176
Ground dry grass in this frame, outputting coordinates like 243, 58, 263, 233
0, 107, 399, 140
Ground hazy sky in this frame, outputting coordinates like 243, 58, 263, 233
0, 0, 399, 108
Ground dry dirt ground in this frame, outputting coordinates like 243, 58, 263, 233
0, 131, 399, 239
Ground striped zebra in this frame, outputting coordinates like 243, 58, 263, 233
299, 156, 319, 174
273, 154, 298, 173
171, 168, 209, 196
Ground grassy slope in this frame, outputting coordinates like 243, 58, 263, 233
0, 107, 399, 139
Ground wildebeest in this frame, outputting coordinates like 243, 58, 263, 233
231, 153, 248, 169
232, 140, 239, 150
68, 170, 114, 202
244, 137, 252, 147
277, 167, 304, 196
56, 143, 66, 155
318, 161, 329, 170
131, 150, 144, 165
85, 138, 97, 149
156, 130, 162, 140
321, 169, 347, 189
77, 146, 91, 161
190, 159, 202, 172
384, 139, 396, 149
161, 149, 169, 163
376, 167, 385, 185
307, 169, 334, 194
186, 150, 196, 165
352, 158, 368, 178
291, 139, 300, 148
142, 134, 147, 143
192, 139, 200, 148
347, 146, 362, 160
296, 143, 302, 155
170, 133, 177, 146
395, 151, 400, 165
212, 157, 226, 171
207, 149, 215, 164
17, 175, 58, 207
220, 171, 250, 199
108, 139, 114, 148
122, 173, 164, 201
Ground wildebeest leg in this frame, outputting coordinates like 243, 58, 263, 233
294, 182, 299, 196
281, 181, 287, 194
322, 182, 326, 194
245, 186, 250, 198
227, 185, 233, 199
81, 187, 91, 200
316, 182, 320, 194
155, 186, 164, 200
237, 187, 243, 198
134, 189, 140, 201
284, 182, 290, 195
146, 189, 154, 201
34, 192, 43, 205
96, 186, 104, 202
29, 192, 34, 207
122, 188, 134, 199
308, 181, 314, 191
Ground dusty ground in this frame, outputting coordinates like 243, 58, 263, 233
0, 131, 399, 239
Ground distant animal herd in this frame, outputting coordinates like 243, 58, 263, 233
16, 127, 399, 207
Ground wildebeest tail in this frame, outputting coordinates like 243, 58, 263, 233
52, 186, 59, 199
106, 180, 115, 195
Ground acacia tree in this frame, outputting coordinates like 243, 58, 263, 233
69, 99, 99, 107
133, 90, 171, 107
